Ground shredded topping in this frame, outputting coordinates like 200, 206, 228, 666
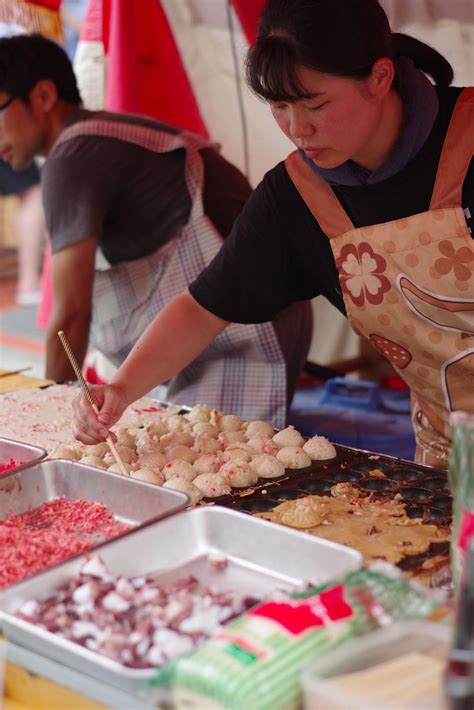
0, 498, 130, 588
0, 458, 23, 473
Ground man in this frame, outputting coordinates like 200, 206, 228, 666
0, 33, 312, 425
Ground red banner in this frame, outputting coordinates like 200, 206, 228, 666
231, 0, 265, 44
81, 0, 208, 137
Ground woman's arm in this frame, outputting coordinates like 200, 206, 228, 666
72, 290, 228, 443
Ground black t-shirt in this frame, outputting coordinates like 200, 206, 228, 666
190, 86, 474, 323
42, 110, 252, 264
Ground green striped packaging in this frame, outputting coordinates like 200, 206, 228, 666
167, 569, 439, 709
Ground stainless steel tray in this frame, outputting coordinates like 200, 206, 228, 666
0, 458, 189, 578
3, 640, 160, 710
0, 505, 362, 696
0, 436, 46, 475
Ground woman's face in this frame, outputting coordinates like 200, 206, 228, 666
270, 64, 393, 171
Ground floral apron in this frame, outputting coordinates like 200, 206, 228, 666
285, 88, 474, 468
53, 119, 287, 425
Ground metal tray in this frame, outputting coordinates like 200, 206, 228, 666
222, 446, 451, 581
2, 641, 158, 710
0, 506, 362, 696
224, 445, 451, 521
0, 458, 189, 581
204, 444, 451, 508
0, 436, 46, 476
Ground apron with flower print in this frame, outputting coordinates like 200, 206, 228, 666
286, 88, 474, 468
52, 119, 287, 425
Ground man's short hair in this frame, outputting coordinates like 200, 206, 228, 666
0, 33, 82, 104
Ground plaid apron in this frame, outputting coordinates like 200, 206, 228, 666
285, 88, 474, 468
53, 119, 287, 426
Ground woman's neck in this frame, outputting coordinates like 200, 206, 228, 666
353, 89, 404, 172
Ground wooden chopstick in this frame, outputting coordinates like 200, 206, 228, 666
0, 367, 32, 378
57, 330, 129, 476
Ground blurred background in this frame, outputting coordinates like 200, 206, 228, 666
0, 0, 473, 382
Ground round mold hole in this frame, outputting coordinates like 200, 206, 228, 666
400, 486, 433, 503
431, 496, 452, 512
427, 506, 449, 522
422, 477, 449, 492
331, 470, 362, 483
237, 498, 279, 513
406, 506, 425, 519
358, 479, 396, 492
349, 460, 391, 474
299, 479, 333, 495
385, 468, 420, 482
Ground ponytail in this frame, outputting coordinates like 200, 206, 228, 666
392, 33, 453, 86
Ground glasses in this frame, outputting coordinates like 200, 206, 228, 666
0, 96, 16, 111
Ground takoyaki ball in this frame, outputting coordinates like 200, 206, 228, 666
185, 404, 212, 424
165, 445, 197, 464
160, 431, 194, 449
276, 446, 311, 469
136, 431, 160, 455
193, 473, 231, 497
162, 459, 197, 481
220, 448, 252, 464
219, 462, 258, 487
249, 454, 285, 479
218, 430, 246, 447
166, 414, 189, 432
272, 426, 304, 449
193, 453, 222, 475
104, 445, 136, 466
137, 451, 167, 470
245, 420, 275, 440
80, 454, 108, 469
130, 467, 165, 485
162, 478, 203, 505
246, 436, 279, 456
192, 422, 219, 438
83, 442, 108, 459
146, 419, 168, 437
219, 414, 244, 432
226, 442, 255, 455
209, 408, 223, 428
115, 426, 136, 449
193, 436, 222, 455
302, 436, 337, 460
50, 445, 83, 461
107, 461, 133, 474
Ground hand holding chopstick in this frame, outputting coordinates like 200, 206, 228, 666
57, 330, 129, 476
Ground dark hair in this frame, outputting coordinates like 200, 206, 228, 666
246, 0, 453, 102
0, 33, 81, 104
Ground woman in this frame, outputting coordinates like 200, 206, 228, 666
73, 0, 474, 469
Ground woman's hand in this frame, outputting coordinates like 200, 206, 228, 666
72, 383, 128, 444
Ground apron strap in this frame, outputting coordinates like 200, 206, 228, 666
430, 87, 474, 210
53, 118, 218, 220
285, 151, 354, 238
53, 118, 216, 156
